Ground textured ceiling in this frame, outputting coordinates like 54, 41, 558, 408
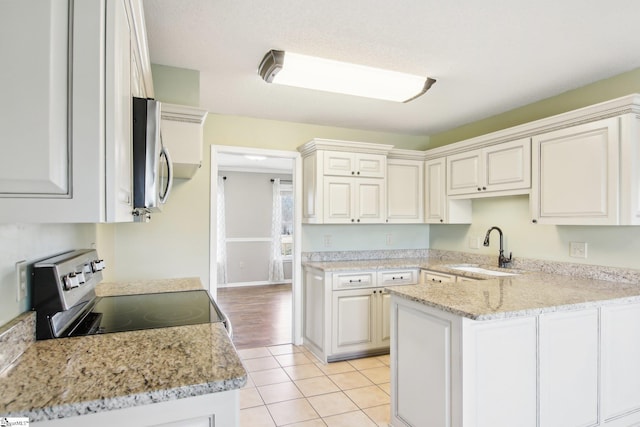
143, 0, 640, 135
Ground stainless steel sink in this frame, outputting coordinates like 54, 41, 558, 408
448, 265, 519, 276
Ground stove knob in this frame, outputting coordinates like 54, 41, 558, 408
91, 259, 105, 272
63, 273, 80, 290
76, 271, 86, 285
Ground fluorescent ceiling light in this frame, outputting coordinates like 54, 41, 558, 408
258, 50, 436, 103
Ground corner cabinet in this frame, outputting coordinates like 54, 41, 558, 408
386, 150, 425, 224
303, 266, 417, 363
531, 114, 640, 225
0, 0, 153, 223
424, 157, 472, 224
299, 139, 392, 224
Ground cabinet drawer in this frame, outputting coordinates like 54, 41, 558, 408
421, 270, 456, 283
333, 271, 376, 289
378, 269, 418, 286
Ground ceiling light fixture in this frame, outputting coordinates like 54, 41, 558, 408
258, 50, 436, 103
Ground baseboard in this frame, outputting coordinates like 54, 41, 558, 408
219, 280, 292, 288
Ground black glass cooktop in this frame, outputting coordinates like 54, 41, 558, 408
68, 290, 226, 336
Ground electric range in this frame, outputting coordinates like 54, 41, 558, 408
31, 249, 230, 340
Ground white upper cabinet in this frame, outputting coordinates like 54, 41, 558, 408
299, 139, 392, 224
323, 177, 385, 224
447, 138, 531, 197
323, 151, 386, 178
161, 104, 208, 179
424, 157, 472, 224
0, 1, 70, 197
0, 0, 153, 223
531, 118, 618, 225
532, 113, 640, 225
387, 151, 424, 223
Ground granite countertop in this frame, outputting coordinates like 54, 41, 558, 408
303, 258, 640, 321
0, 278, 247, 422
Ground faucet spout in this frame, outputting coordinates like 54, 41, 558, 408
483, 226, 513, 268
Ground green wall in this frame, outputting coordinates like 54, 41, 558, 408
429, 67, 640, 148
150, 64, 200, 106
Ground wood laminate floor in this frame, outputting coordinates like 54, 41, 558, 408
217, 283, 292, 350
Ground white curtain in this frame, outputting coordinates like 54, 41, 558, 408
269, 178, 284, 282
216, 176, 228, 284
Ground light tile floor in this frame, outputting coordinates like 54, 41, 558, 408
238, 344, 391, 426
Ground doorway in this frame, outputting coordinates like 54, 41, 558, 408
209, 145, 303, 347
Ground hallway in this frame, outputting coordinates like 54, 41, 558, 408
217, 283, 292, 349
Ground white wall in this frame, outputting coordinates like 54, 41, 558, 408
0, 223, 96, 326
223, 171, 292, 284
429, 195, 640, 269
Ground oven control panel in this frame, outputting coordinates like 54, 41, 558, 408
34, 249, 104, 311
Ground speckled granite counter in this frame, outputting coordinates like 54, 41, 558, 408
96, 277, 204, 297
303, 256, 640, 321
0, 278, 247, 422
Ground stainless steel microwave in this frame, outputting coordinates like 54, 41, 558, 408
132, 97, 173, 221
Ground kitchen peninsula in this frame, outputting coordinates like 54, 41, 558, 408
385, 264, 640, 427
0, 278, 247, 427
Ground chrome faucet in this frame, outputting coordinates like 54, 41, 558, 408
483, 226, 513, 268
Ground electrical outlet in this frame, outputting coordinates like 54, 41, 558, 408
239, 261, 245, 270
569, 242, 588, 258
386, 234, 393, 246
324, 235, 332, 247
469, 236, 480, 249
16, 260, 27, 301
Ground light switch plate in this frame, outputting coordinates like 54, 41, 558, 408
569, 242, 588, 258
469, 236, 480, 249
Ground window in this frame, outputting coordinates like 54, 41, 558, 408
280, 184, 293, 258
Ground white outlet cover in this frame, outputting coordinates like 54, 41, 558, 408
16, 260, 27, 301
569, 242, 588, 258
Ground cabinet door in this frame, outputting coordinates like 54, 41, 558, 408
323, 177, 354, 223
482, 138, 530, 193
393, 300, 452, 427
355, 178, 385, 223
532, 117, 619, 225
105, 0, 133, 222
447, 150, 482, 196
323, 151, 355, 176
602, 303, 640, 421
425, 158, 447, 223
332, 289, 376, 354
355, 153, 386, 178
539, 310, 598, 427
387, 159, 424, 223
471, 318, 537, 427
0, 1, 70, 196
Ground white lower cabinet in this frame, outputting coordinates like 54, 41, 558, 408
602, 303, 640, 423
539, 309, 599, 427
32, 390, 238, 426
421, 270, 457, 283
391, 297, 640, 427
303, 266, 416, 362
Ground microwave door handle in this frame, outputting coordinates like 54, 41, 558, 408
159, 144, 173, 204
